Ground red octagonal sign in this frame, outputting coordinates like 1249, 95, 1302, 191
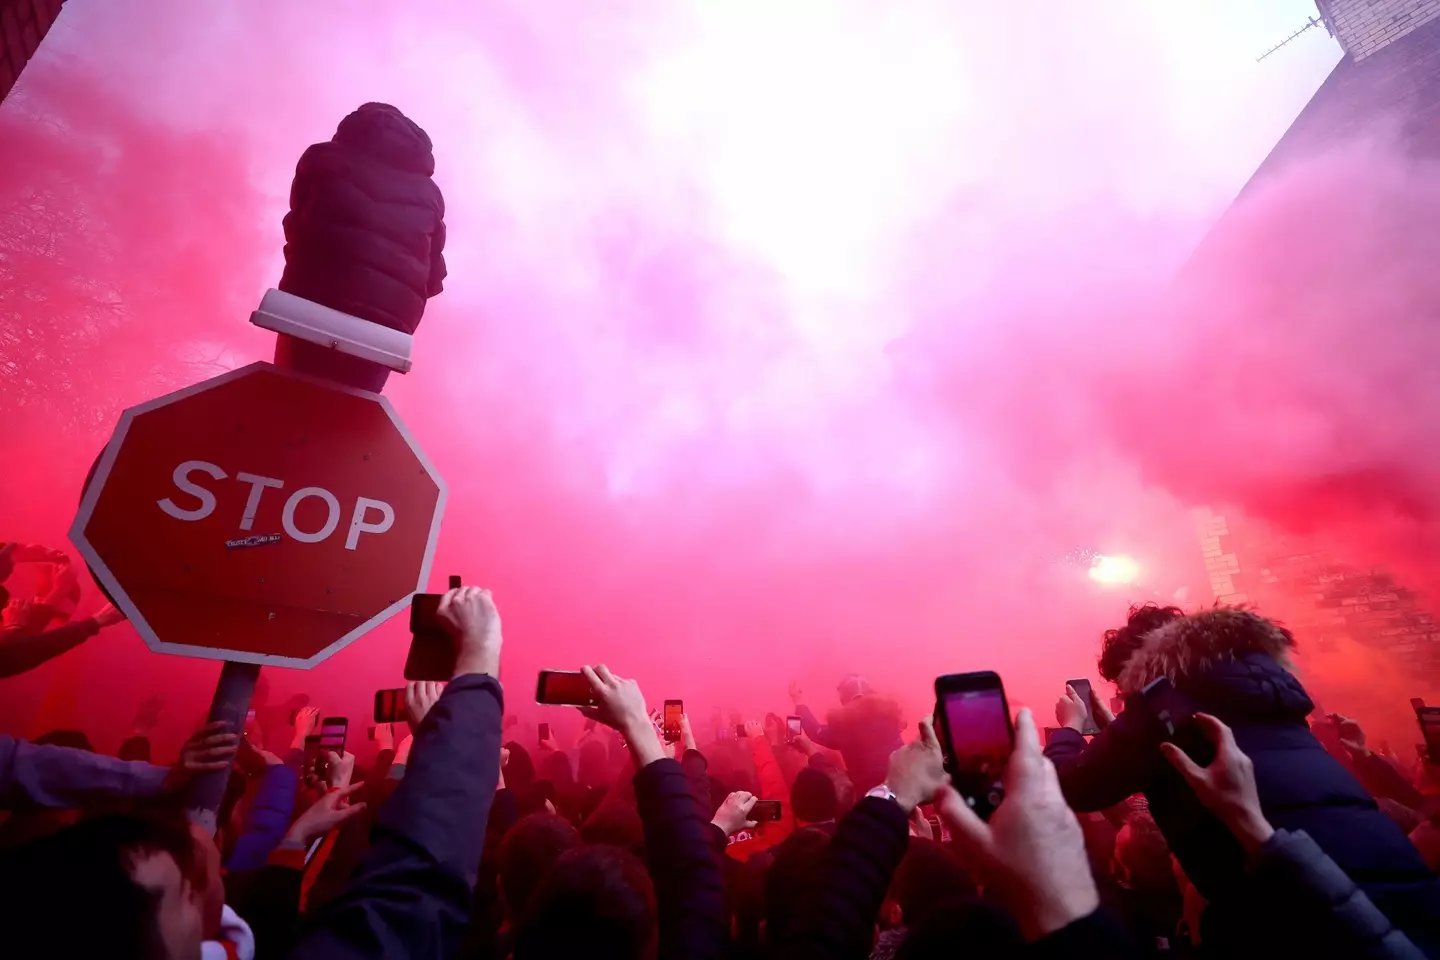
71, 362, 446, 668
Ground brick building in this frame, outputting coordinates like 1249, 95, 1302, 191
1190, 0, 1440, 680
0, 0, 65, 104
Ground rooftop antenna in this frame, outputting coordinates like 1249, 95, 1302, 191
1256, 16, 1324, 62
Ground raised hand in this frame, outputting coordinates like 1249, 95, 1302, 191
436, 585, 502, 679
581, 665, 664, 767
936, 708, 1098, 942
1055, 685, 1088, 733
164, 722, 239, 791
883, 717, 949, 813
1160, 713, 1274, 854
712, 791, 759, 835
284, 782, 367, 848
93, 603, 126, 629
291, 706, 320, 750
405, 680, 445, 734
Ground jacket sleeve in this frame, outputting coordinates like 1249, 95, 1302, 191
1245, 829, 1426, 959
633, 757, 729, 960
780, 796, 910, 960
797, 705, 839, 750
1044, 708, 1153, 814
0, 619, 99, 678
225, 763, 299, 872
231, 846, 305, 959
735, 736, 795, 857
285, 673, 503, 960
0, 734, 168, 809
1349, 751, 1427, 811
1025, 908, 1141, 958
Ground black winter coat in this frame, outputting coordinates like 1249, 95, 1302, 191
1046, 610, 1440, 956
280, 102, 446, 335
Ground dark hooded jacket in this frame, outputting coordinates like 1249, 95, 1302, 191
796, 694, 903, 794
1045, 608, 1440, 956
280, 102, 446, 335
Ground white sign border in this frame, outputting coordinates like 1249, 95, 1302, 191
69, 361, 448, 670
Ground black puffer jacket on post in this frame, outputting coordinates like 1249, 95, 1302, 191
280, 102, 446, 335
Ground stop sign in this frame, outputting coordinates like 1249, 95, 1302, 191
71, 362, 446, 668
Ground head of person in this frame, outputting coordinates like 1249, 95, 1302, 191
581, 800, 647, 860
498, 813, 581, 921
539, 749, 575, 790
1098, 602, 1184, 685
764, 828, 832, 944
790, 768, 838, 825
503, 741, 537, 794
1113, 605, 1297, 695
837, 673, 874, 705
513, 845, 657, 960
886, 839, 977, 929
0, 813, 205, 960
894, 898, 1023, 959
1113, 812, 1179, 895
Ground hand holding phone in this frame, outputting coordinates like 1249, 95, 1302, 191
1158, 713, 1272, 852
1141, 677, 1215, 767
1063, 679, 1102, 736
934, 671, 1013, 820
785, 716, 802, 743
751, 800, 783, 821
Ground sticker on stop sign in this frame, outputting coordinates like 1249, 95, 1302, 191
72, 363, 446, 668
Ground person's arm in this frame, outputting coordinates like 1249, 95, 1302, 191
1044, 697, 1152, 813
224, 761, 299, 873
0, 617, 108, 678
795, 704, 839, 750
779, 720, 950, 960
586, 666, 729, 960
0, 733, 167, 808
746, 723, 795, 848
287, 586, 503, 960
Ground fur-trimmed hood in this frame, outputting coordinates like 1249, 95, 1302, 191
1115, 607, 1298, 697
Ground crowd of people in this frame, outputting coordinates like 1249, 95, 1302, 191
2, 542, 1440, 959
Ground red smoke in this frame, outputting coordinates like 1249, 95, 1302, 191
2, 1, 1435, 757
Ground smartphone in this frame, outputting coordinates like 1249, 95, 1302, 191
662, 700, 683, 743
539, 722, 552, 745
786, 716, 802, 742
304, 734, 324, 779
1411, 698, 1427, 711
536, 670, 598, 706
735, 723, 747, 739
751, 800, 783, 821
319, 717, 348, 752
1140, 677, 1215, 766
933, 671, 1013, 821
1065, 678, 1102, 736
374, 688, 406, 724
367, 726, 377, 741
404, 575, 462, 681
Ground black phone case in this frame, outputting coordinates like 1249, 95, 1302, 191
404, 592, 455, 681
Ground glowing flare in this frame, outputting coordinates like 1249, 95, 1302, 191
1088, 554, 1140, 586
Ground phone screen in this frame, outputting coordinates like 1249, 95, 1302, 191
1066, 678, 1101, 736
663, 701, 683, 743
373, 688, 406, 724
751, 800, 782, 821
786, 716, 802, 741
536, 670, 598, 706
1418, 706, 1440, 756
934, 672, 1012, 821
539, 722, 551, 744
319, 717, 348, 751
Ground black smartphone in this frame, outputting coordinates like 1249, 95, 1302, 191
1141, 677, 1216, 766
734, 723, 747, 739
367, 726, 376, 741
304, 734, 324, 779
536, 670, 598, 706
539, 722, 552, 744
319, 717, 348, 752
374, 688, 406, 724
1410, 697, 1426, 711
751, 800, 783, 821
404, 575, 462, 681
663, 700, 683, 743
1066, 678, 1102, 736
786, 716, 802, 742
933, 671, 1013, 821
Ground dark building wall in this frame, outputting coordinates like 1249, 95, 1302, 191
0, 0, 65, 105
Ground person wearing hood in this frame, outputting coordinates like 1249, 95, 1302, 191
276, 102, 447, 389
789, 674, 903, 794
1045, 605, 1440, 956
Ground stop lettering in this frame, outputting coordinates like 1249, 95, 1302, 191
72, 363, 446, 668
